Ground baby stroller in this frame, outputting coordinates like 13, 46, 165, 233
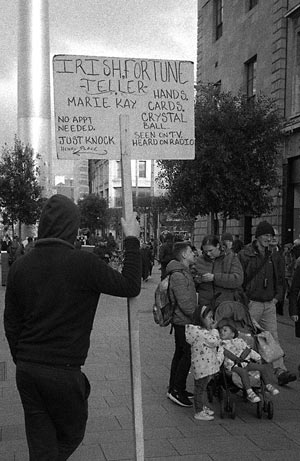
207, 301, 275, 420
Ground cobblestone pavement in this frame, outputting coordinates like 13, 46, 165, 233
0, 263, 300, 460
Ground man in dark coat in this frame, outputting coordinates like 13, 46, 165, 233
4, 194, 141, 460
238, 220, 296, 386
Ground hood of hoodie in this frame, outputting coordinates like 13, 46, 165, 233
37, 194, 80, 244
166, 259, 187, 274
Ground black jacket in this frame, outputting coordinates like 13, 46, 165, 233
238, 241, 285, 303
4, 194, 141, 366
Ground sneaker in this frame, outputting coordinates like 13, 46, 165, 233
183, 390, 194, 399
247, 389, 261, 403
194, 410, 214, 421
278, 371, 297, 386
266, 384, 280, 396
168, 389, 193, 407
203, 405, 214, 416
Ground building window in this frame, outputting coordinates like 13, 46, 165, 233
249, 0, 258, 11
138, 161, 146, 178
292, 32, 300, 115
215, 0, 223, 40
116, 160, 121, 178
114, 188, 122, 207
246, 56, 257, 100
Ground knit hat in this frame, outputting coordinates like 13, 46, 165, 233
217, 318, 238, 338
221, 232, 233, 242
255, 221, 275, 238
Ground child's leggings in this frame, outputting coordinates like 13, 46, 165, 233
232, 362, 274, 390
194, 376, 211, 412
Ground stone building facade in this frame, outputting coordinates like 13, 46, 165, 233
194, 0, 300, 248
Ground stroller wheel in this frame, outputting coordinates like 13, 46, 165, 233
229, 401, 236, 419
267, 401, 274, 420
256, 400, 263, 419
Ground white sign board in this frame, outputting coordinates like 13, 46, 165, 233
53, 55, 195, 160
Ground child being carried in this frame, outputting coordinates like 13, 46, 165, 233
218, 319, 279, 403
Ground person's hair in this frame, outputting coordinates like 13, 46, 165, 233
191, 304, 213, 327
201, 235, 220, 249
292, 245, 300, 259
173, 241, 191, 261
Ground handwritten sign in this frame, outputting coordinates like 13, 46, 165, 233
53, 55, 195, 160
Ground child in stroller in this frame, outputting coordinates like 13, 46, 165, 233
218, 318, 279, 403
207, 300, 280, 419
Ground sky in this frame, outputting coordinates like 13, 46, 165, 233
0, 0, 198, 155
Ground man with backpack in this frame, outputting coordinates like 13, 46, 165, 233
238, 221, 296, 386
166, 241, 198, 407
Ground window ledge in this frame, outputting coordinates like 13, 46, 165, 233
285, 5, 300, 18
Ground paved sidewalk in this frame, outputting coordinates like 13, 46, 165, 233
1, 263, 300, 460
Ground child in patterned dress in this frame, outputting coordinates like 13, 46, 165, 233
185, 305, 224, 421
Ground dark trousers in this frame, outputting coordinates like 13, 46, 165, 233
16, 361, 90, 461
168, 324, 191, 392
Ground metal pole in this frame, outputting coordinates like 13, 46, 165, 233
120, 115, 144, 461
18, 0, 52, 196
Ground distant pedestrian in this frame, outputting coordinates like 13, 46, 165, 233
167, 241, 197, 408
221, 232, 234, 255
107, 232, 117, 252
269, 228, 285, 315
185, 304, 223, 420
4, 194, 141, 461
288, 263, 300, 338
74, 237, 82, 249
159, 233, 174, 280
238, 220, 296, 386
8, 236, 24, 265
24, 236, 35, 255
147, 240, 155, 276
232, 234, 244, 254
140, 242, 152, 281
285, 240, 300, 297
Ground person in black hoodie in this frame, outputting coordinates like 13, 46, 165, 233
4, 194, 141, 461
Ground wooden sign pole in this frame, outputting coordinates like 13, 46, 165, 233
120, 114, 144, 460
